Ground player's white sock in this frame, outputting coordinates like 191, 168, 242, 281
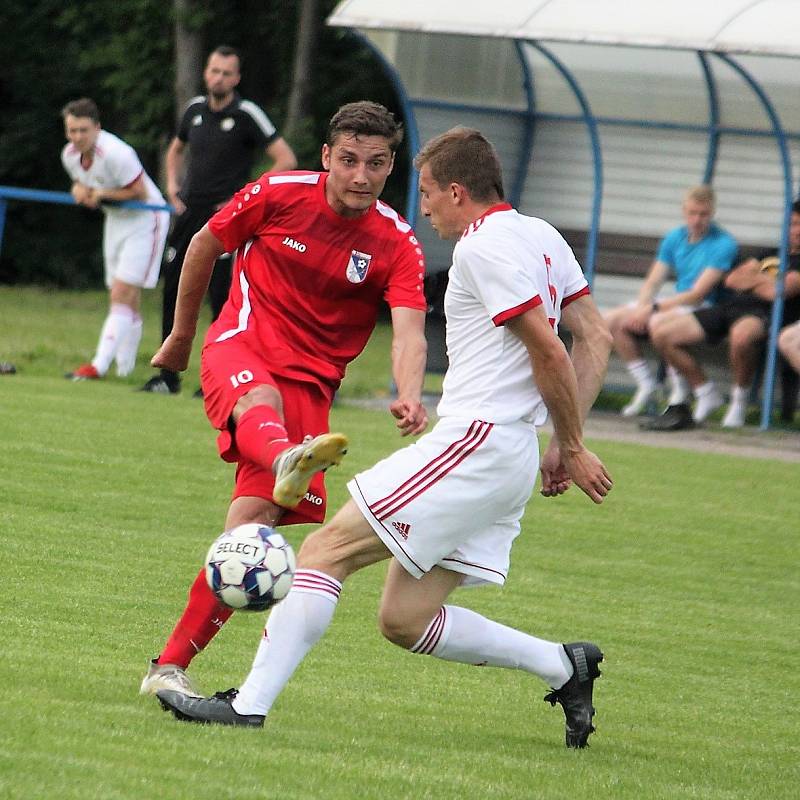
114, 313, 142, 376
92, 303, 135, 376
666, 365, 690, 405
412, 605, 573, 688
232, 569, 342, 717
626, 358, 653, 387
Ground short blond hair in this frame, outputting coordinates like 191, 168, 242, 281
684, 184, 715, 208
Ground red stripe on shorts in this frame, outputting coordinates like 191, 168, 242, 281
371, 421, 493, 520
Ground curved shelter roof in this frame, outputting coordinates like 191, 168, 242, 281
329, 0, 800, 57
329, 1, 800, 430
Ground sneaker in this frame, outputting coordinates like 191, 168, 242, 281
544, 641, 604, 748
273, 432, 349, 509
693, 387, 724, 423
621, 382, 656, 417
157, 687, 265, 728
139, 375, 181, 395
65, 363, 100, 381
0, 362, 16, 375
639, 402, 694, 431
721, 402, 747, 429
139, 659, 202, 697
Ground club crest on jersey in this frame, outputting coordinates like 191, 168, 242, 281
346, 250, 372, 283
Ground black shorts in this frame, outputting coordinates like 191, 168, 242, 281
694, 295, 771, 344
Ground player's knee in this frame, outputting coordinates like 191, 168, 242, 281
377, 607, 418, 649
232, 383, 283, 419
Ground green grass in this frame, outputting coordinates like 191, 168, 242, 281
1, 286, 799, 799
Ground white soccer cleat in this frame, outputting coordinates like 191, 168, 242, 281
621, 383, 656, 417
139, 660, 202, 698
721, 402, 747, 429
272, 432, 349, 509
692, 387, 724, 423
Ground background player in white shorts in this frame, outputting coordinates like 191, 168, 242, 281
157, 127, 614, 748
61, 98, 169, 381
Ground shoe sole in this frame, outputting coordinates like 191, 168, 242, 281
273, 433, 349, 509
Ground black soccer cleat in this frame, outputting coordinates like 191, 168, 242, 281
544, 641, 603, 748
157, 687, 265, 728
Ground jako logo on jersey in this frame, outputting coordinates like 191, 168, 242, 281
282, 236, 307, 253
304, 492, 323, 506
347, 250, 372, 283
391, 521, 411, 540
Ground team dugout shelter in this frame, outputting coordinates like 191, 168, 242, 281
327, 0, 800, 430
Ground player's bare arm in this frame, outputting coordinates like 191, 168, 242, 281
152, 225, 226, 372
91, 174, 149, 206
507, 306, 612, 504
165, 136, 187, 214
540, 295, 613, 497
660, 265, 724, 309
625, 260, 670, 333
388, 306, 429, 436
264, 137, 297, 173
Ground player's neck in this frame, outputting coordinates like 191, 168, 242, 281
207, 92, 234, 112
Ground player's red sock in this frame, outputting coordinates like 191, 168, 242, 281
234, 405, 292, 470
158, 568, 234, 669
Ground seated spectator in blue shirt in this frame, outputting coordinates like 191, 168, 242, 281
651, 200, 800, 428
605, 185, 738, 418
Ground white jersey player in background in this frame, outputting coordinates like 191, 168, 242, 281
157, 127, 614, 748
61, 98, 169, 381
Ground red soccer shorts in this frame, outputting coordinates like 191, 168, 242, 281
200, 336, 335, 525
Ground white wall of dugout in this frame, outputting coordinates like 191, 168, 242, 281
367, 30, 800, 261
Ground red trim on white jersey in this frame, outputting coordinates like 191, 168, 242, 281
492, 295, 542, 327
460, 202, 514, 240
369, 420, 493, 520
123, 170, 144, 190
411, 606, 447, 655
562, 284, 591, 307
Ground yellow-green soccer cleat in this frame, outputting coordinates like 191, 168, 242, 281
272, 432, 349, 509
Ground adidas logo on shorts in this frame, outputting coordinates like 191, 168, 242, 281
391, 521, 411, 540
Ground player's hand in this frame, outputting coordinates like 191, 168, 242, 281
71, 182, 96, 208
151, 332, 194, 372
539, 441, 572, 497
624, 304, 653, 335
561, 445, 613, 504
168, 190, 186, 216
389, 397, 428, 436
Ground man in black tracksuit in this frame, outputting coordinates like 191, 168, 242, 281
141, 45, 296, 394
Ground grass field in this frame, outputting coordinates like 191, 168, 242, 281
1, 287, 798, 799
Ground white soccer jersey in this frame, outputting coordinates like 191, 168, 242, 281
61, 129, 165, 216
436, 203, 589, 425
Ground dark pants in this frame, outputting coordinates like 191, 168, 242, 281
159, 204, 232, 381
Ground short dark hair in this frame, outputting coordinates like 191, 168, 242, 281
414, 127, 504, 203
793, 199, 800, 216
210, 45, 241, 69
61, 98, 100, 124
326, 101, 403, 152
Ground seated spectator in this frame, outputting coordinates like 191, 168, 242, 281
605, 185, 738, 417
778, 317, 800, 378
649, 200, 800, 429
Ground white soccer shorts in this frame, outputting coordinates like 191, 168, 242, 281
348, 416, 539, 586
102, 209, 169, 289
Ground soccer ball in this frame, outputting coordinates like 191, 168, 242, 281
205, 523, 296, 611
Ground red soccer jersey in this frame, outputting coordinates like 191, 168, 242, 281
206, 171, 427, 389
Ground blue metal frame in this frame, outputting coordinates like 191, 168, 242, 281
0, 185, 172, 258
697, 52, 720, 184
528, 41, 603, 286
348, 30, 422, 227
712, 53, 795, 431
510, 41, 537, 209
